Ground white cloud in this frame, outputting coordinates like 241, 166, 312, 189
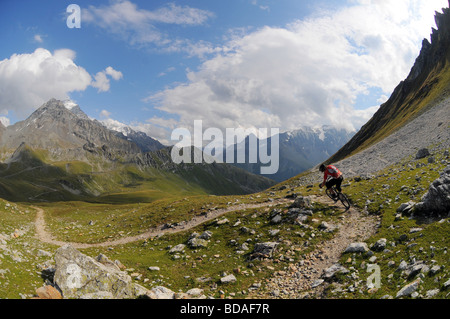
83, 0, 215, 53
91, 71, 110, 93
251, 0, 270, 12
148, 0, 448, 134
0, 48, 124, 118
99, 109, 112, 118
91, 66, 123, 93
34, 34, 44, 43
105, 66, 123, 81
0, 48, 91, 118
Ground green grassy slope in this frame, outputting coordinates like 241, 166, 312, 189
0, 144, 274, 204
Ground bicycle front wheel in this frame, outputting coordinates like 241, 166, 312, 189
326, 188, 336, 201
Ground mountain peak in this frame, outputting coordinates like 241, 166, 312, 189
28, 98, 90, 122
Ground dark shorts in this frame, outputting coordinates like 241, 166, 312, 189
326, 176, 344, 192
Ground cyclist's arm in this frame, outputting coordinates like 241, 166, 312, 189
321, 172, 328, 187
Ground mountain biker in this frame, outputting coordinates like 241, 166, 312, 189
319, 164, 343, 199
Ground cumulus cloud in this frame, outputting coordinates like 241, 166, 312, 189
83, 0, 215, 54
0, 48, 91, 118
148, 0, 447, 134
0, 48, 123, 118
91, 66, 123, 93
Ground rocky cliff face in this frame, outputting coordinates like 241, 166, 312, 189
329, 3, 450, 163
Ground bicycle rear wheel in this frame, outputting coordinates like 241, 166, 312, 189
338, 193, 351, 210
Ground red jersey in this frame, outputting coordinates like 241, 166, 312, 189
323, 165, 342, 183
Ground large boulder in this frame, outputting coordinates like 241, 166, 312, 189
415, 148, 430, 159
415, 165, 450, 215
252, 242, 279, 258
54, 245, 150, 299
289, 196, 312, 209
344, 242, 369, 254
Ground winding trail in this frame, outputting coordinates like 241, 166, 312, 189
248, 194, 380, 298
34, 194, 379, 298
33, 199, 291, 249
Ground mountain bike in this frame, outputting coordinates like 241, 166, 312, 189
323, 185, 351, 210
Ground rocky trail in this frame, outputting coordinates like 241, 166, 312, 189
33, 199, 292, 249
33, 192, 380, 298
248, 195, 380, 298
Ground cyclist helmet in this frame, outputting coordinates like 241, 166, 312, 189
319, 164, 326, 172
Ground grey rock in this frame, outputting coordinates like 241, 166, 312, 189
295, 215, 309, 223
239, 243, 250, 251
396, 279, 421, 298
318, 222, 330, 230
311, 279, 324, 288
407, 263, 425, 279
429, 265, 441, 275
268, 229, 280, 236
37, 249, 52, 257
322, 263, 349, 281
80, 291, 114, 299
150, 286, 175, 299
290, 196, 312, 209
371, 238, 387, 252
344, 242, 369, 254
415, 165, 450, 215
252, 242, 279, 258
199, 231, 213, 240
216, 218, 229, 225
416, 148, 430, 159
188, 237, 208, 248
186, 288, 204, 298
54, 245, 150, 299
220, 274, 237, 284
425, 289, 440, 298
271, 214, 282, 224
396, 201, 415, 214
169, 244, 186, 254
443, 278, 450, 290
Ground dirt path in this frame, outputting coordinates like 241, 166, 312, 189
33, 199, 291, 249
34, 194, 379, 297
248, 195, 380, 298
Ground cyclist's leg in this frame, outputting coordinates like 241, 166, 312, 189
336, 176, 343, 193
326, 179, 338, 197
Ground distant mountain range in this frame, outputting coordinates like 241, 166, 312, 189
0, 99, 275, 202
100, 118, 165, 153
219, 126, 355, 182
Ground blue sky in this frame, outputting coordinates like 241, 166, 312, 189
0, 0, 448, 144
